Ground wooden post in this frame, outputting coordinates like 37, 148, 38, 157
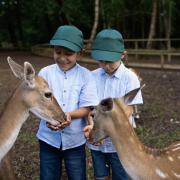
167, 1, 172, 63
135, 41, 138, 60
161, 54, 164, 69
167, 39, 171, 63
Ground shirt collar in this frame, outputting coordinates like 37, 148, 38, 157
100, 62, 125, 79
113, 62, 125, 79
56, 63, 78, 75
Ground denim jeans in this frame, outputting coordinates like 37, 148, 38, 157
91, 150, 128, 180
39, 140, 86, 180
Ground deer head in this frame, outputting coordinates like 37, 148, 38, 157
90, 88, 141, 144
7, 56, 66, 126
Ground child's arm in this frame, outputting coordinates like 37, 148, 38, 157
68, 107, 90, 119
83, 112, 94, 139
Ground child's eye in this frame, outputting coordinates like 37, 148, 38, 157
65, 52, 74, 56
55, 50, 62, 54
56, 51, 61, 54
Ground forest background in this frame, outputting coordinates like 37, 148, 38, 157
0, 0, 179, 49
0, 1, 180, 179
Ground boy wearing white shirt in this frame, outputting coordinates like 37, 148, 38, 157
84, 29, 143, 180
37, 25, 98, 180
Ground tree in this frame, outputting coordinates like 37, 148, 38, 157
86, 0, 100, 49
147, 0, 158, 49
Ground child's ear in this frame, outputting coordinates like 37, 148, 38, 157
77, 50, 83, 60
121, 50, 127, 60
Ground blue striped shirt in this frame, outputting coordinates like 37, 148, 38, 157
36, 63, 99, 150
88, 63, 143, 153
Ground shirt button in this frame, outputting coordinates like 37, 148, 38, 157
63, 104, 65, 106
62, 131, 64, 133
63, 90, 66, 93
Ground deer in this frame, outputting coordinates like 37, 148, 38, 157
89, 87, 180, 180
0, 56, 66, 162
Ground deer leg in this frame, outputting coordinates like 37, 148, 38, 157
0, 149, 16, 180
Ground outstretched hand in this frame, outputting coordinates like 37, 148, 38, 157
83, 124, 93, 140
83, 112, 94, 139
46, 112, 71, 131
83, 112, 105, 146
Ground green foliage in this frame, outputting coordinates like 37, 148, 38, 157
63, 0, 94, 37
100, 0, 125, 28
0, 0, 179, 47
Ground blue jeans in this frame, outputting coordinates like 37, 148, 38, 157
91, 150, 128, 180
39, 140, 86, 180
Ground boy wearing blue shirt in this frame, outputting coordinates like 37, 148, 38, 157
84, 29, 143, 180
37, 25, 98, 180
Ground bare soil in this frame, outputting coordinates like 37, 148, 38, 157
0, 51, 179, 180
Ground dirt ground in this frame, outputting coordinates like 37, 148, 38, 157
0, 51, 179, 179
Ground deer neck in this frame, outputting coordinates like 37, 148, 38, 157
104, 100, 180, 179
104, 101, 152, 178
108, 110, 146, 159
107, 100, 145, 156
0, 87, 29, 160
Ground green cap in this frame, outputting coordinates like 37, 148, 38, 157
91, 29, 125, 62
50, 25, 84, 52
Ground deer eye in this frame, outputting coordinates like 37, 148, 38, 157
44, 92, 52, 98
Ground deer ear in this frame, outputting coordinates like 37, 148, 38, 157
124, 84, 145, 104
24, 62, 36, 88
100, 98, 113, 111
7, 56, 24, 79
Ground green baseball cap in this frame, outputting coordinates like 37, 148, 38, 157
91, 29, 125, 62
50, 25, 84, 52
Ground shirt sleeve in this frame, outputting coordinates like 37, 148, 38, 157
38, 68, 46, 79
125, 71, 143, 105
79, 71, 99, 108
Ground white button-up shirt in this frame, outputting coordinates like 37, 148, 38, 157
37, 63, 98, 150
88, 63, 143, 153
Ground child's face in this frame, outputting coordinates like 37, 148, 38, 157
54, 46, 82, 71
99, 60, 121, 75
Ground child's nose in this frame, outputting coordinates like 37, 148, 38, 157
104, 64, 110, 68
60, 54, 67, 61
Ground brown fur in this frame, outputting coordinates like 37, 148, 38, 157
0, 150, 16, 180
92, 97, 180, 179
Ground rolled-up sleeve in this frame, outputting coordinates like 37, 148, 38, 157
125, 71, 143, 105
79, 72, 99, 108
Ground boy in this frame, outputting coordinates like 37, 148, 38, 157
84, 29, 143, 180
36, 25, 98, 180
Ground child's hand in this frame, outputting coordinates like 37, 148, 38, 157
46, 112, 71, 131
83, 111, 95, 139
83, 125, 93, 139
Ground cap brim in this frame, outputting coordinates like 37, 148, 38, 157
91, 50, 122, 62
50, 39, 81, 52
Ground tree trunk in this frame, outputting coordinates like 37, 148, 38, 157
56, 0, 69, 25
86, 0, 100, 49
16, 0, 24, 46
147, 0, 158, 49
7, 22, 18, 47
5, 3, 18, 47
162, 0, 172, 49
42, 0, 53, 36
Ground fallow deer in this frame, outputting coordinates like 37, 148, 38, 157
90, 88, 180, 180
0, 57, 66, 161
